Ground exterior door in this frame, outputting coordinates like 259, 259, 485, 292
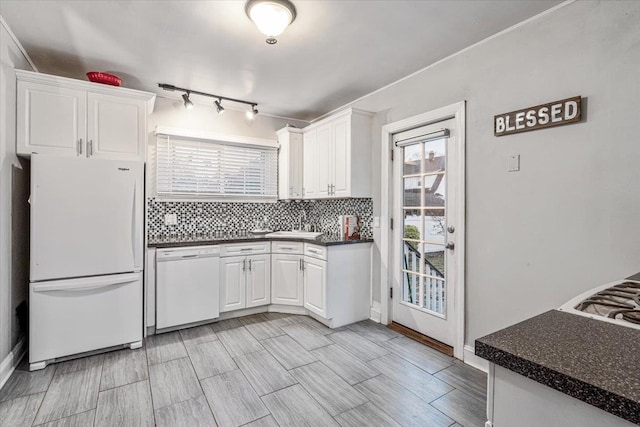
392, 118, 460, 347
246, 255, 271, 307
220, 256, 246, 312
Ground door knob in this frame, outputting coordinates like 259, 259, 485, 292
447, 226, 455, 233
446, 241, 455, 250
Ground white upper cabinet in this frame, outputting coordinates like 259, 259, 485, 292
277, 127, 304, 199
302, 130, 318, 199
87, 92, 146, 160
16, 70, 155, 161
302, 108, 373, 199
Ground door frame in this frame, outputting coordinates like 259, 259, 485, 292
379, 101, 466, 360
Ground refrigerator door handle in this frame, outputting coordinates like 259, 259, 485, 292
32, 275, 139, 293
131, 183, 140, 269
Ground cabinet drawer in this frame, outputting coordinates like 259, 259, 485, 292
221, 242, 270, 257
272, 241, 304, 254
304, 243, 327, 260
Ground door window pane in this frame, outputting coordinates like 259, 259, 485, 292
403, 178, 421, 206
403, 144, 422, 175
423, 139, 446, 174
403, 211, 423, 242
423, 174, 445, 207
403, 241, 420, 275
423, 245, 445, 279
423, 277, 446, 314
423, 213, 446, 245
403, 273, 420, 306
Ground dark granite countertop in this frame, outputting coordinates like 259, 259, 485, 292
148, 234, 374, 249
476, 309, 640, 424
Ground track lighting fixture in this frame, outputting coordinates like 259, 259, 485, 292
159, 83, 257, 119
246, 105, 259, 120
182, 92, 194, 110
214, 99, 225, 115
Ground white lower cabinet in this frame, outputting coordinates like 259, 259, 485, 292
220, 256, 247, 312
303, 256, 327, 317
220, 253, 270, 313
271, 254, 304, 306
246, 254, 271, 308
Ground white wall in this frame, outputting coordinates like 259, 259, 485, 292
0, 19, 34, 365
353, 1, 640, 348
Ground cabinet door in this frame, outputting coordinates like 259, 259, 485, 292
87, 92, 145, 161
303, 257, 327, 318
271, 254, 303, 306
332, 116, 350, 197
316, 123, 332, 198
220, 256, 246, 312
17, 81, 86, 157
303, 130, 317, 199
246, 255, 271, 308
290, 133, 304, 198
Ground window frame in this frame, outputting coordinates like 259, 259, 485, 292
152, 126, 279, 203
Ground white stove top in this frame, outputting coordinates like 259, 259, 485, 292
559, 279, 640, 330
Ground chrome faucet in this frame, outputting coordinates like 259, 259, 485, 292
297, 210, 307, 231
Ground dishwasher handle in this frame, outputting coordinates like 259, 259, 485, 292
157, 249, 220, 262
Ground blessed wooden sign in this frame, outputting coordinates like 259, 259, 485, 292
494, 96, 581, 136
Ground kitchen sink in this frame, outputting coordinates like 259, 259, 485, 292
265, 231, 323, 240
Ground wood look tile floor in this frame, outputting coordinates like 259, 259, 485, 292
0, 314, 487, 427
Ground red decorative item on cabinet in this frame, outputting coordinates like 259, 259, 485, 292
86, 71, 122, 86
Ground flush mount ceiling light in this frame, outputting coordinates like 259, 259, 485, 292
159, 84, 258, 119
245, 0, 297, 45
181, 92, 194, 110
214, 99, 225, 114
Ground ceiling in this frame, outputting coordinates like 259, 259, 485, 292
1, 0, 561, 121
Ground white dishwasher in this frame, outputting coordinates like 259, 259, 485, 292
156, 245, 220, 330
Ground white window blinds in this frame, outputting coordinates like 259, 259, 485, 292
156, 135, 278, 199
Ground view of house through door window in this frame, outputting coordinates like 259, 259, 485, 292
402, 138, 447, 314
393, 118, 458, 347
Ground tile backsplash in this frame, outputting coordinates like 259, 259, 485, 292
147, 198, 373, 239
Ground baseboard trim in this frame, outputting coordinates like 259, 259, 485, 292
464, 344, 489, 373
0, 338, 26, 389
369, 306, 381, 323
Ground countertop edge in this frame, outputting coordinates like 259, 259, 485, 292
148, 237, 374, 249
475, 338, 640, 425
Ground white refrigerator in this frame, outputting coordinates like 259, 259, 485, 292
29, 154, 144, 370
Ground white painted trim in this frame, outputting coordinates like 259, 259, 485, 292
14, 70, 156, 112
0, 16, 38, 72
311, 0, 575, 123
380, 101, 466, 359
0, 338, 26, 389
305, 107, 374, 129
155, 125, 279, 148
369, 301, 381, 323
463, 344, 490, 373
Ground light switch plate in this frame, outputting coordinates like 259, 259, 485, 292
164, 213, 178, 225
508, 154, 520, 172
374, 217, 380, 228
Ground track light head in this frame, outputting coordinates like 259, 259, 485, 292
182, 92, 194, 110
246, 105, 259, 120
214, 99, 225, 115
